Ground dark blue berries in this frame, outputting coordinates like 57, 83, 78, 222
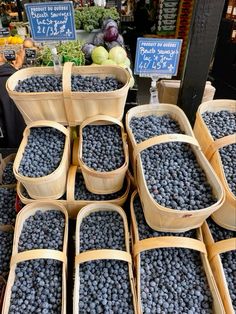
71, 75, 123, 92
0, 188, 16, 225
18, 127, 65, 178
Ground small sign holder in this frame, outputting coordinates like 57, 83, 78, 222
25, 1, 76, 73
134, 38, 182, 104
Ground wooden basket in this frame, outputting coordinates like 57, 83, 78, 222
0, 154, 16, 188
78, 115, 129, 194
73, 203, 137, 313
126, 104, 225, 232
194, 99, 236, 231
13, 121, 70, 199
63, 63, 130, 126
17, 181, 68, 208
6, 67, 68, 125
2, 201, 68, 314
130, 191, 225, 314
201, 221, 236, 313
66, 165, 130, 219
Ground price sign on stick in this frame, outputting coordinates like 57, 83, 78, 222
4, 50, 16, 61
25, 1, 76, 42
134, 37, 182, 104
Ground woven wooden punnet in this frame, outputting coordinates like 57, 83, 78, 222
66, 166, 130, 219
63, 63, 130, 126
2, 201, 68, 314
0, 154, 16, 188
73, 203, 137, 313
201, 221, 236, 313
130, 191, 225, 314
17, 181, 68, 208
126, 104, 225, 232
194, 99, 236, 231
13, 121, 70, 199
6, 67, 68, 125
78, 115, 129, 194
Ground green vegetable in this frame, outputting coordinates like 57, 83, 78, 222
91, 46, 109, 64
74, 7, 119, 32
38, 40, 85, 66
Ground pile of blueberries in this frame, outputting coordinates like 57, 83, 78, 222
133, 195, 213, 313
202, 110, 236, 196
78, 211, 134, 313
207, 218, 236, 310
9, 210, 65, 314
2, 162, 16, 185
0, 231, 13, 277
74, 172, 126, 201
130, 114, 216, 210
18, 127, 65, 178
15, 75, 63, 93
82, 125, 125, 172
0, 188, 16, 225
71, 75, 123, 92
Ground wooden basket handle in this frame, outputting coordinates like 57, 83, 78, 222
204, 134, 236, 161
72, 138, 79, 165
75, 249, 132, 265
132, 134, 200, 182
10, 249, 66, 267
62, 62, 74, 126
23, 120, 69, 137
80, 114, 124, 131
67, 165, 77, 202
133, 236, 207, 257
207, 238, 236, 261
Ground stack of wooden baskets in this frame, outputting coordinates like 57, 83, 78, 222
3, 60, 236, 314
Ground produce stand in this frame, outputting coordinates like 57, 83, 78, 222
0, 2, 235, 313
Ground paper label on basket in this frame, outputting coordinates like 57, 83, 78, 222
134, 38, 182, 76
25, 1, 76, 41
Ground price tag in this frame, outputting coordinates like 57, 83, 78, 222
25, 48, 37, 60
0, 28, 10, 37
25, 1, 76, 42
4, 50, 16, 61
134, 38, 182, 76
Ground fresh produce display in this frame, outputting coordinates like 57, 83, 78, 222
133, 195, 213, 313
0, 35, 23, 45
82, 125, 125, 171
74, 7, 119, 32
130, 115, 216, 210
91, 46, 129, 67
0, 188, 16, 225
207, 218, 236, 310
71, 74, 124, 92
2, 162, 16, 185
0, 231, 13, 277
18, 127, 65, 178
9, 210, 65, 314
15, 75, 63, 92
74, 172, 126, 200
202, 110, 236, 195
78, 211, 134, 313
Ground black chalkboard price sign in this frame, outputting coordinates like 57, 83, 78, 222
25, 48, 37, 60
0, 28, 10, 37
4, 50, 16, 61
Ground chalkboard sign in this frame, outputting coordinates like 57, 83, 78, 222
0, 28, 10, 37
25, 1, 76, 42
134, 38, 182, 76
4, 50, 16, 61
25, 48, 37, 60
